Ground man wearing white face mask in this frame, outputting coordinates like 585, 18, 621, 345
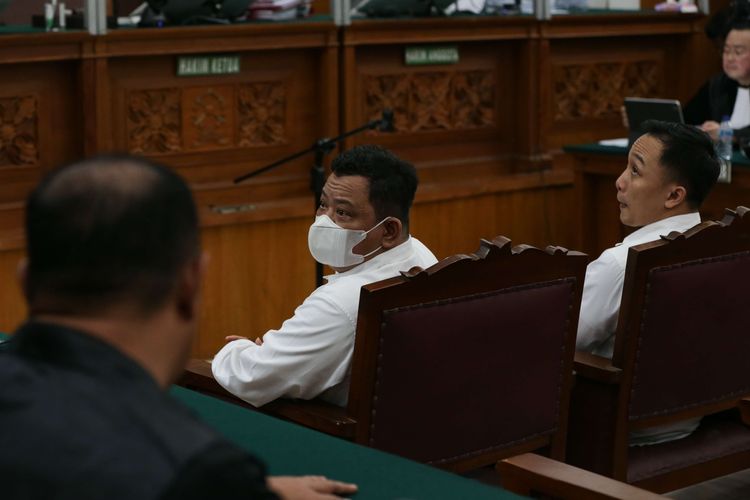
211, 145, 438, 407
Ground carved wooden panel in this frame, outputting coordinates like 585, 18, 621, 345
553, 60, 661, 121
127, 88, 182, 154
127, 82, 288, 154
238, 82, 287, 147
453, 71, 495, 129
0, 95, 38, 167
364, 70, 495, 133
183, 86, 235, 151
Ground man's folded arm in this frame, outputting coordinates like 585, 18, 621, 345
212, 292, 355, 407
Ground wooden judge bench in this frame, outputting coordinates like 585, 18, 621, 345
0, 6, 742, 358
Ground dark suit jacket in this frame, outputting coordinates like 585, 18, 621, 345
683, 72, 750, 140
0, 321, 278, 500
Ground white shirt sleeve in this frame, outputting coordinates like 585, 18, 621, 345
576, 250, 626, 357
211, 290, 355, 407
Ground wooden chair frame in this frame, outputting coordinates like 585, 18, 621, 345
567, 206, 750, 492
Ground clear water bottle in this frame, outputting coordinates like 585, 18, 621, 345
717, 116, 733, 183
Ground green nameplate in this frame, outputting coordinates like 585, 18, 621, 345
177, 55, 241, 76
404, 46, 459, 66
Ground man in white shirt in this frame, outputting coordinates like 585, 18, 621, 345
212, 145, 438, 407
576, 120, 720, 445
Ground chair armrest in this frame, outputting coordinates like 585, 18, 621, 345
178, 359, 357, 439
262, 399, 357, 439
574, 351, 623, 384
497, 453, 664, 499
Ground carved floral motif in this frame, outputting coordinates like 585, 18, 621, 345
0, 95, 38, 166
184, 86, 233, 150
553, 61, 661, 121
127, 89, 182, 154
238, 82, 286, 147
365, 75, 410, 131
126, 82, 288, 154
452, 71, 495, 129
364, 70, 496, 133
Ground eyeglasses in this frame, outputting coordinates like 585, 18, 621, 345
722, 45, 750, 57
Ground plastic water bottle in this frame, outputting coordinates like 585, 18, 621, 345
717, 116, 733, 183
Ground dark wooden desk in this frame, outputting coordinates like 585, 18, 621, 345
566, 143, 750, 257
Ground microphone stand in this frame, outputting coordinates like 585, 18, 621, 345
234, 110, 393, 288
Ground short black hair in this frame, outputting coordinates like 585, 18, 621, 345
25, 154, 199, 316
642, 120, 720, 209
330, 145, 418, 228
727, 0, 750, 32
706, 8, 731, 42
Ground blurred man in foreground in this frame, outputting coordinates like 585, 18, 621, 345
0, 155, 357, 499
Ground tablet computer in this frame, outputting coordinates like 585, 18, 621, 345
624, 97, 684, 145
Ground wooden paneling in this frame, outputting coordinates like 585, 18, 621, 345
0, 39, 87, 255
413, 173, 577, 257
0, 13, 719, 357
0, 249, 26, 334
541, 26, 702, 151
343, 18, 538, 175
197, 215, 315, 358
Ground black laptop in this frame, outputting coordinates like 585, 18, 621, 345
624, 97, 684, 146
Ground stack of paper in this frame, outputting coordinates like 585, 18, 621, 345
249, 0, 310, 20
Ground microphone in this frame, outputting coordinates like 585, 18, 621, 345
378, 108, 395, 132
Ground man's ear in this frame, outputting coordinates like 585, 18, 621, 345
176, 252, 209, 322
380, 218, 404, 250
665, 185, 687, 209
16, 258, 29, 302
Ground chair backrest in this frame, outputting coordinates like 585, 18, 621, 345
346, 236, 589, 472
613, 207, 750, 428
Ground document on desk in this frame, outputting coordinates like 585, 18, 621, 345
598, 138, 628, 147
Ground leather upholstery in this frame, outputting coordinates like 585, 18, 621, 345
369, 279, 576, 465
629, 252, 750, 420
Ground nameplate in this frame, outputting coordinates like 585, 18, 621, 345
209, 203, 256, 214
177, 55, 241, 77
404, 46, 459, 66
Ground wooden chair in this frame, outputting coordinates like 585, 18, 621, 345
181, 236, 588, 472
567, 206, 750, 492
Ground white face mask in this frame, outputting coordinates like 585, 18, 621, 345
307, 215, 389, 268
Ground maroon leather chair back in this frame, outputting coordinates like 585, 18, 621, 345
627, 252, 750, 420
371, 279, 576, 466
348, 236, 588, 471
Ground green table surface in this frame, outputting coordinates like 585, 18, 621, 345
0, 331, 518, 499
564, 142, 750, 166
171, 386, 517, 499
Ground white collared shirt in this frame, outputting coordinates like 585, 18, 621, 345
730, 87, 750, 130
211, 237, 438, 407
576, 212, 701, 358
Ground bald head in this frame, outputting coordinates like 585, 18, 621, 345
25, 155, 199, 317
